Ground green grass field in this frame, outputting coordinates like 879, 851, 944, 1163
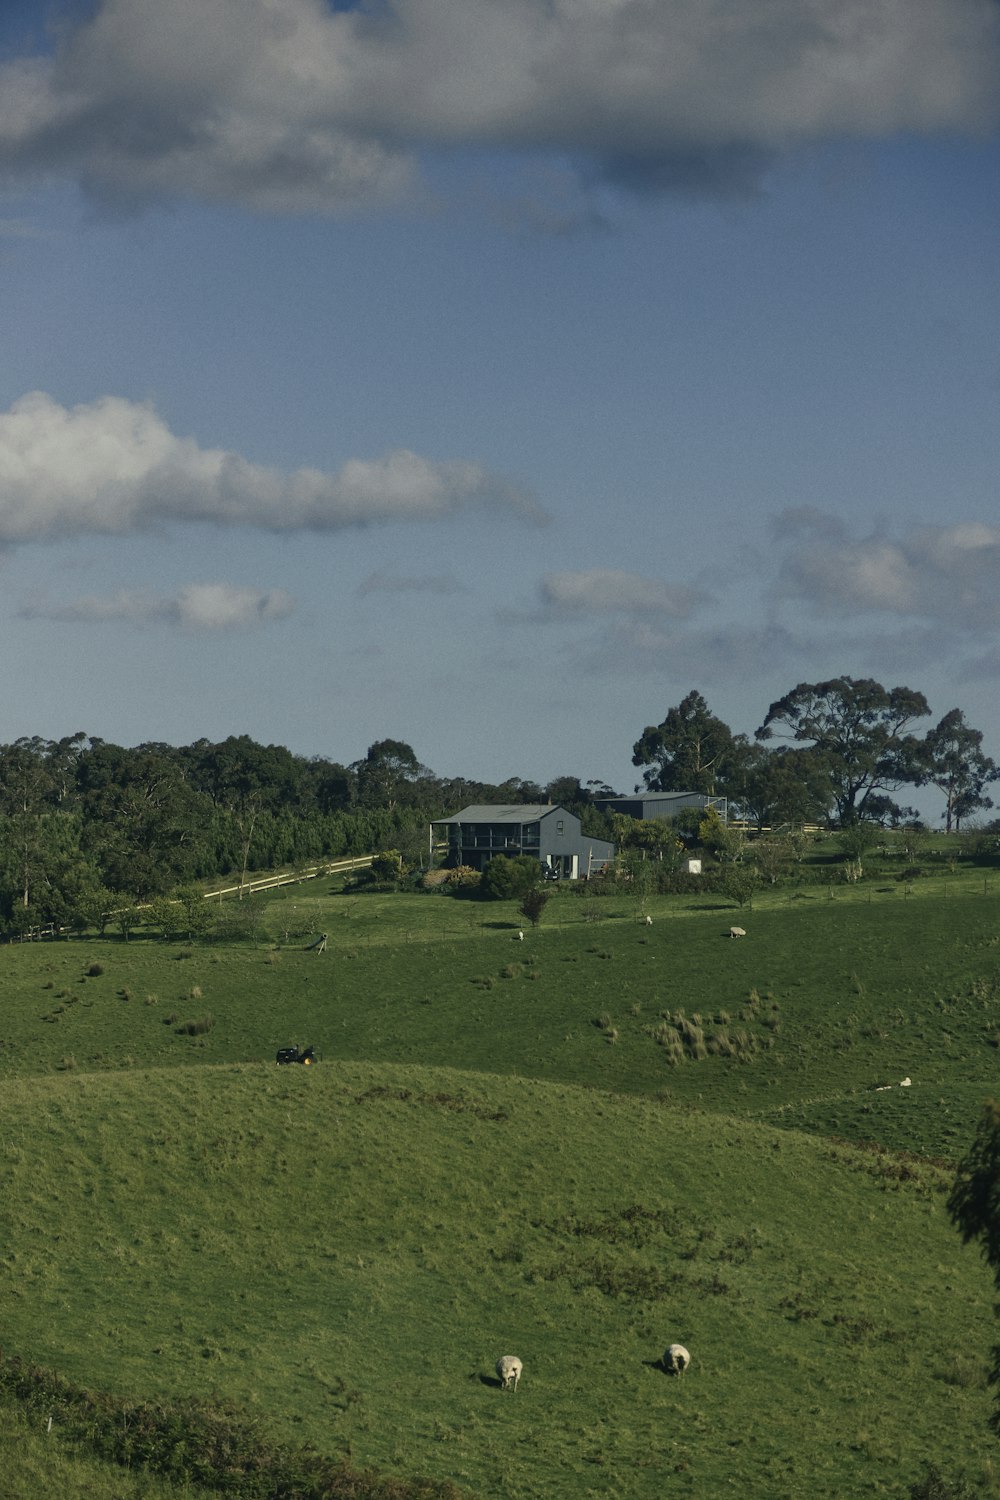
3, 871, 1000, 1496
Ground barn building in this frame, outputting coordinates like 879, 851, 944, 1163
594, 791, 728, 823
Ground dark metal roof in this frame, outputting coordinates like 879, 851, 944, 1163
433, 804, 568, 825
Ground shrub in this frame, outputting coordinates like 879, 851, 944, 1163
370, 849, 406, 883
175, 1014, 215, 1036
908, 1464, 977, 1499
519, 886, 550, 928
479, 854, 540, 901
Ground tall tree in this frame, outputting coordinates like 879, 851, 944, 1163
632, 691, 742, 795
948, 1102, 1000, 1433
0, 738, 56, 909
920, 709, 998, 833
353, 740, 430, 810
76, 741, 205, 899
728, 743, 832, 830
192, 736, 304, 896
755, 677, 929, 826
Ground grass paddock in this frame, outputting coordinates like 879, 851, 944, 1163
3, 874, 1000, 1496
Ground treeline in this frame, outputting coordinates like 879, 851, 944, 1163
3, 675, 996, 933
632, 679, 999, 834
0, 732, 611, 933
0, 732, 530, 930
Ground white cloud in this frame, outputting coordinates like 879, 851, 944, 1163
0, 390, 541, 542
19, 581, 296, 630
774, 511, 1000, 627
0, 0, 996, 212
174, 582, 295, 629
541, 568, 703, 615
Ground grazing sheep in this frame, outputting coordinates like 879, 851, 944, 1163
496, 1355, 522, 1391
663, 1343, 691, 1376
644, 915, 653, 926
729, 926, 746, 939
900, 1076, 912, 1087
517, 930, 524, 941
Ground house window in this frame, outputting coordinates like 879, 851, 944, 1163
556, 820, 564, 834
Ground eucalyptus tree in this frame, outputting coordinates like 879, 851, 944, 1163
352, 739, 429, 810
632, 690, 744, 796
755, 677, 930, 826
0, 737, 89, 914
0, 737, 57, 909
948, 1102, 1000, 1436
76, 740, 207, 899
727, 742, 832, 830
920, 708, 998, 833
191, 735, 305, 895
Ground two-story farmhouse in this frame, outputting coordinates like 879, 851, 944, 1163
434, 805, 614, 879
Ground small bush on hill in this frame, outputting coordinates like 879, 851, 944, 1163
479, 854, 540, 901
436, 866, 481, 897
174, 1014, 214, 1036
520, 886, 550, 928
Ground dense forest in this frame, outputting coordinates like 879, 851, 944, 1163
0, 731, 580, 932
1, 676, 996, 933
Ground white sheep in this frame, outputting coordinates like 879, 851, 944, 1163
644, 915, 653, 926
663, 1343, 691, 1376
516, 930, 524, 941
729, 926, 746, 939
496, 1355, 522, 1391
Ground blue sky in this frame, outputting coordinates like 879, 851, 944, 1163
0, 0, 998, 814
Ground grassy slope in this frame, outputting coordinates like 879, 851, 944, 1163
1, 1059, 996, 1499
4, 883, 1000, 1156
3, 877, 1000, 1496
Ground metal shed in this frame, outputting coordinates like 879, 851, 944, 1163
595, 791, 727, 823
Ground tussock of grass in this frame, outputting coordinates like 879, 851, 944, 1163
174, 1014, 214, 1036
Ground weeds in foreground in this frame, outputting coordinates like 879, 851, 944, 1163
0, 1352, 468, 1500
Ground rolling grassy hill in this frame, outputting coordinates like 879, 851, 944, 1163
3, 876, 1000, 1496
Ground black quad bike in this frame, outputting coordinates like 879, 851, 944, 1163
275, 1045, 316, 1066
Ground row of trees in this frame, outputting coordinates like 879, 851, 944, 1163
0, 676, 994, 930
0, 733, 563, 929
632, 680, 998, 831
